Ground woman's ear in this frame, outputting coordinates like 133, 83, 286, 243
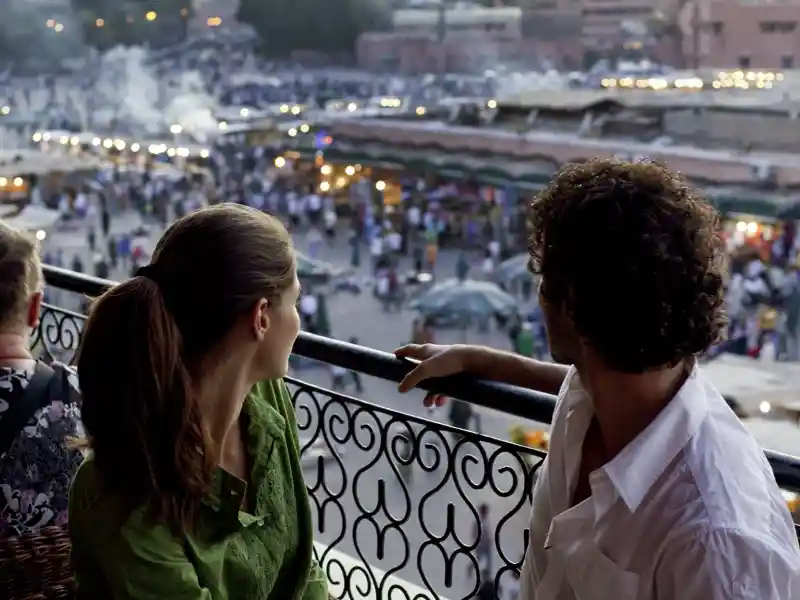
250, 298, 270, 341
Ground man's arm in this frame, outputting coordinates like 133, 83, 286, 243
654, 528, 800, 599
395, 344, 570, 396
462, 346, 569, 396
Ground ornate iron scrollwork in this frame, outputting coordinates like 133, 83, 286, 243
288, 378, 545, 600
32, 304, 85, 365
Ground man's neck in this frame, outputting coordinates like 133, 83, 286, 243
580, 360, 689, 462
0, 332, 33, 362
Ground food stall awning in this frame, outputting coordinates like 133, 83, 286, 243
703, 355, 800, 416
2, 204, 61, 234
0, 151, 104, 177
744, 418, 800, 457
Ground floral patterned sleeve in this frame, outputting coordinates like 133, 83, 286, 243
0, 362, 84, 537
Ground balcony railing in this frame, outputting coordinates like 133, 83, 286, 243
36, 265, 800, 600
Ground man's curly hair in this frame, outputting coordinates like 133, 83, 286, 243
528, 158, 726, 373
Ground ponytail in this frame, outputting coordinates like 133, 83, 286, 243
77, 276, 215, 533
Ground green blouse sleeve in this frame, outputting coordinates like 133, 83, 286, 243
303, 559, 330, 600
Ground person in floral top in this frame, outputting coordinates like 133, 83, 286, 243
0, 221, 83, 537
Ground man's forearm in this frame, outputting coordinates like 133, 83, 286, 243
463, 346, 570, 396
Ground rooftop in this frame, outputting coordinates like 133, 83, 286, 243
495, 89, 800, 114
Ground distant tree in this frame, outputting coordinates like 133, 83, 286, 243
0, 3, 71, 64
70, 0, 190, 50
238, 0, 390, 58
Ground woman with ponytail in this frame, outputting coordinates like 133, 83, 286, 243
69, 204, 328, 600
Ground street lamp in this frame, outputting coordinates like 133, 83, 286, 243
96, 18, 104, 27
145, 11, 157, 21
170, 124, 183, 135
54, 23, 64, 33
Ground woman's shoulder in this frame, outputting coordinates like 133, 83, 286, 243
69, 457, 125, 530
69, 457, 156, 540
69, 457, 187, 564
52, 362, 81, 400
0, 362, 84, 536
248, 378, 292, 409
17, 362, 83, 440
245, 379, 296, 441
69, 456, 104, 520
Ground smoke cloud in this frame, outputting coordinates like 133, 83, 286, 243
81, 46, 220, 142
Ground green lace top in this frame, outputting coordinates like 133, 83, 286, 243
68, 379, 328, 600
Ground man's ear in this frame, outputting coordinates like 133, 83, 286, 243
27, 291, 43, 329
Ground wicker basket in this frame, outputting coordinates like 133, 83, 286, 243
0, 526, 74, 600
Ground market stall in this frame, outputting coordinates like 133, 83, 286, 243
0, 204, 61, 241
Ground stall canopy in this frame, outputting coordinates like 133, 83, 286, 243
2, 204, 61, 235
703, 354, 800, 416
743, 418, 800, 457
280, 137, 800, 213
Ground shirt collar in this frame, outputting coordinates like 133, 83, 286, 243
600, 364, 710, 514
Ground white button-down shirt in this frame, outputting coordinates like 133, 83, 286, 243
520, 366, 800, 600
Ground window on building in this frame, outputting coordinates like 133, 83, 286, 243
711, 22, 723, 35
739, 55, 751, 68
582, 7, 651, 16
760, 21, 797, 33
782, 55, 794, 69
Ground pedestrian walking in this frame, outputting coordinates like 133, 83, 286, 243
471, 504, 493, 575
347, 337, 364, 393
101, 209, 110, 238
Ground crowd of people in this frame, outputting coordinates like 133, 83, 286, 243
1, 159, 799, 600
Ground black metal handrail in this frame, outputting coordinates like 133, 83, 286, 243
41, 265, 556, 422
41, 265, 800, 492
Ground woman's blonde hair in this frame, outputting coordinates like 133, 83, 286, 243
0, 221, 43, 330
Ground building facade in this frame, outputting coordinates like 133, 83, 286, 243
358, 5, 588, 72
519, 0, 585, 69
577, 0, 687, 67
357, 6, 530, 72
357, 1, 686, 72
692, 0, 800, 69
358, 0, 800, 71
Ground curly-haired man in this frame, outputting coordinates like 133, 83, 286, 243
394, 159, 800, 599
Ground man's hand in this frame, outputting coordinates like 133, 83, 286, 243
394, 344, 478, 406
395, 343, 571, 400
